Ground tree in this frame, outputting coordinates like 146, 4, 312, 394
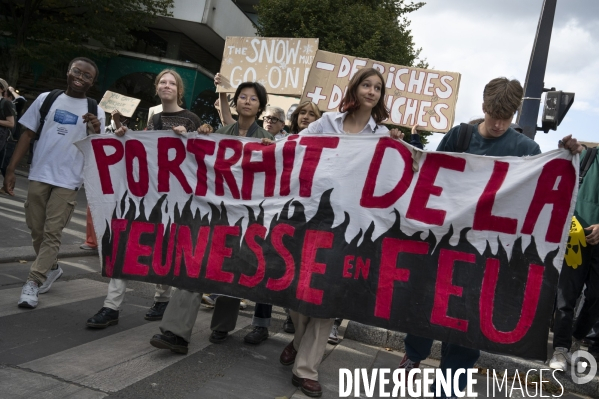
256, 0, 430, 144
256, 0, 426, 68
0, 0, 174, 85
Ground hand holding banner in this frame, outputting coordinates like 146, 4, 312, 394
301, 50, 461, 132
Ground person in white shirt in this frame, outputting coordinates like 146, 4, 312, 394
279, 67, 402, 397
3, 57, 105, 309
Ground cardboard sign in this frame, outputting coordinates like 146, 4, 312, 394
301, 50, 461, 132
217, 37, 319, 97
99, 91, 141, 118
77, 132, 577, 360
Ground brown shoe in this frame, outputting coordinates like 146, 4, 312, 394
280, 340, 297, 365
292, 374, 322, 397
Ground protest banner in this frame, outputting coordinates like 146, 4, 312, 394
77, 132, 577, 360
99, 91, 141, 118
301, 50, 461, 132
217, 37, 319, 97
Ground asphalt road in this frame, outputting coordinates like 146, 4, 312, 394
0, 175, 594, 398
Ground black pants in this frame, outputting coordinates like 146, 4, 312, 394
553, 243, 599, 349
252, 303, 272, 327
585, 319, 599, 349
0, 140, 16, 177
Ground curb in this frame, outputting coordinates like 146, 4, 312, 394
0, 244, 98, 264
345, 321, 599, 398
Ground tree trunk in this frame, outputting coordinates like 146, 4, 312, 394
8, 50, 20, 87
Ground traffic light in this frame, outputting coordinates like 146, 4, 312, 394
541, 90, 574, 133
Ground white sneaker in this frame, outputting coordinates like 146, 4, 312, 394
18, 281, 40, 308
39, 265, 63, 294
549, 347, 571, 371
239, 299, 248, 310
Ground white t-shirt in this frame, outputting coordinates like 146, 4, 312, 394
20, 92, 106, 190
302, 111, 389, 135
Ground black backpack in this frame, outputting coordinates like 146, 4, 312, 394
28, 89, 98, 163
455, 123, 474, 153
151, 112, 163, 130
579, 147, 597, 187
0, 97, 17, 140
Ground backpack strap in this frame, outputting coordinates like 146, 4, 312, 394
152, 112, 163, 130
579, 147, 597, 186
0, 98, 6, 120
36, 89, 64, 139
87, 97, 98, 116
456, 123, 474, 152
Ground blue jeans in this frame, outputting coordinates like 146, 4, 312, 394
404, 334, 480, 398
252, 303, 272, 327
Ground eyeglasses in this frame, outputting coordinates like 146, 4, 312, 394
70, 67, 94, 82
264, 116, 283, 124
238, 94, 258, 103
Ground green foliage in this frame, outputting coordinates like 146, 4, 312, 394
256, 0, 426, 67
0, 0, 173, 84
256, 0, 430, 143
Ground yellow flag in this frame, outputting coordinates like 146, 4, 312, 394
564, 216, 586, 269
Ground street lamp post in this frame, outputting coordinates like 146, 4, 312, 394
516, 0, 558, 140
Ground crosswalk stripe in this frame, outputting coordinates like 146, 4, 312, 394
0, 367, 107, 399
20, 309, 252, 393
0, 279, 113, 318
0, 211, 86, 239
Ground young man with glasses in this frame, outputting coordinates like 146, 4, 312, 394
3, 57, 105, 309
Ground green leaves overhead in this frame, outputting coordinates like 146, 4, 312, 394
256, 0, 427, 67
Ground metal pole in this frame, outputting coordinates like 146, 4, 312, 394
516, 0, 558, 139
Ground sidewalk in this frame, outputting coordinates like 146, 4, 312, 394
345, 321, 599, 398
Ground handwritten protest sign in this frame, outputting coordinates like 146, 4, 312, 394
217, 37, 319, 97
77, 132, 576, 360
99, 91, 141, 118
301, 50, 461, 132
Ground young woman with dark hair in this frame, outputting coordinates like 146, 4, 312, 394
280, 67, 404, 398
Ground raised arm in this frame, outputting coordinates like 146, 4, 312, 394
214, 73, 235, 126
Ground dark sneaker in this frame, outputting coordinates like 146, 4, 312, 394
209, 330, 229, 344
398, 354, 420, 370
86, 307, 119, 328
280, 340, 297, 365
328, 324, 340, 345
283, 315, 295, 334
144, 301, 168, 321
150, 331, 188, 354
244, 326, 269, 344
292, 374, 322, 397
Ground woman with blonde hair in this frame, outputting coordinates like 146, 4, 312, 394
289, 101, 321, 134
87, 69, 210, 329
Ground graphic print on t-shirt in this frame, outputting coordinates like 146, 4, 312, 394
54, 109, 79, 135
54, 109, 78, 124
